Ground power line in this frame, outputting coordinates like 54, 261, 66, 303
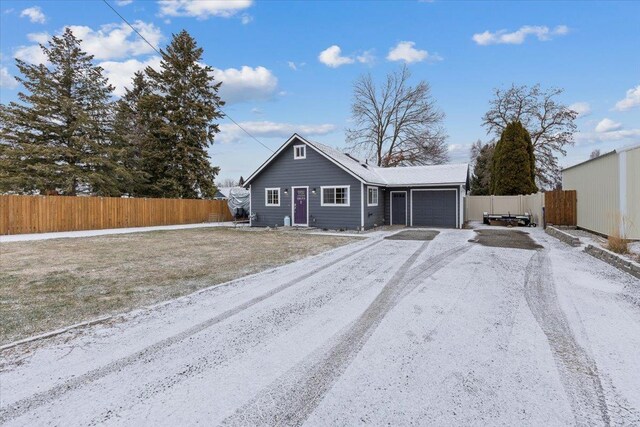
101, 0, 274, 153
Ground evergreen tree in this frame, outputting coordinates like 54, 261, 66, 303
141, 30, 223, 198
238, 176, 245, 186
112, 72, 151, 196
490, 121, 538, 195
470, 142, 494, 195
0, 28, 126, 196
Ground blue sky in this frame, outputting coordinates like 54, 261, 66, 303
1, 0, 639, 183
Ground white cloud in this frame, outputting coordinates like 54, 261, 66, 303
99, 56, 162, 96
27, 32, 50, 43
614, 85, 640, 111
472, 25, 569, 45
15, 44, 48, 64
287, 61, 297, 71
14, 21, 163, 64
575, 129, 640, 145
99, 60, 276, 101
386, 41, 441, 64
158, 0, 252, 19
20, 6, 46, 24
67, 21, 162, 60
0, 66, 18, 89
116, 0, 133, 5
318, 45, 354, 68
569, 102, 591, 118
356, 49, 376, 65
595, 118, 622, 133
218, 121, 336, 144
213, 66, 278, 104
241, 13, 252, 24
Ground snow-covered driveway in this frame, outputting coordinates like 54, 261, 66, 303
1, 228, 639, 426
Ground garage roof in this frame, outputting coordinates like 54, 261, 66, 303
307, 139, 468, 186
374, 163, 470, 186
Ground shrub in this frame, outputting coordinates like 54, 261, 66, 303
607, 235, 628, 254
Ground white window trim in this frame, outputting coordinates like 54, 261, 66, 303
265, 187, 280, 207
293, 144, 306, 159
367, 186, 379, 207
320, 185, 350, 207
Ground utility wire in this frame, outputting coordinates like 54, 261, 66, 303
102, 0, 274, 153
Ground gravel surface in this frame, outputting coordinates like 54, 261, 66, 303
1, 228, 639, 426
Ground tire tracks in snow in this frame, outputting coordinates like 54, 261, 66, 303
87, 241, 403, 425
0, 238, 384, 424
221, 242, 472, 426
524, 249, 611, 426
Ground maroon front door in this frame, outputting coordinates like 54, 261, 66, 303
293, 188, 307, 225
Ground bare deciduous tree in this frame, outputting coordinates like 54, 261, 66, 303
346, 66, 448, 167
217, 177, 239, 187
589, 149, 601, 159
482, 84, 578, 189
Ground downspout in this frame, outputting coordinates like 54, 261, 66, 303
360, 182, 365, 230
249, 184, 252, 227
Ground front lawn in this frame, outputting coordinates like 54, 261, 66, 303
0, 228, 355, 345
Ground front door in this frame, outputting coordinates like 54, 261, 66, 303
293, 187, 307, 225
391, 192, 407, 225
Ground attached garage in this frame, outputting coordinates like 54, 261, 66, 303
410, 189, 458, 228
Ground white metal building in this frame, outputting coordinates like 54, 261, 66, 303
562, 143, 640, 239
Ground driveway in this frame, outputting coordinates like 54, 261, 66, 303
1, 227, 639, 426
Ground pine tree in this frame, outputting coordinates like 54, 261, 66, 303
141, 30, 223, 198
238, 176, 245, 186
0, 28, 126, 196
490, 121, 538, 195
470, 142, 494, 195
112, 72, 151, 196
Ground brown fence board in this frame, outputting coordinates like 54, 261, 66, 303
0, 195, 235, 235
545, 190, 577, 226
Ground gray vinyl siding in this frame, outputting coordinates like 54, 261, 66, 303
384, 186, 459, 226
364, 185, 385, 228
250, 138, 363, 229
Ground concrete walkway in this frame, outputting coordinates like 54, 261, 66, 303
0, 222, 240, 243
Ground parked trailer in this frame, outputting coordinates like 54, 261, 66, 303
483, 212, 537, 227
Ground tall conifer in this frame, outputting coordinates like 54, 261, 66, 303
141, 30, 223, 198
0, 28, 126, 195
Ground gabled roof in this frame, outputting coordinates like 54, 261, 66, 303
244, 133, 469, 187
304, 139, 386, 185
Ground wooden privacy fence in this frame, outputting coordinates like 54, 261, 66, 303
545, 190, 577, 226
0, 195, 234, 235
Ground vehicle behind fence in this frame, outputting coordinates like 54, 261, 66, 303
464, 191, 576, 227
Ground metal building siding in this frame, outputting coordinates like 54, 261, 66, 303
364, 185, 385, 228
250, 140, 363, 229
562, 153, 620, 236
624, 147, 640, 239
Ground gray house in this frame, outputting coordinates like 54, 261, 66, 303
244, 134, 469, 230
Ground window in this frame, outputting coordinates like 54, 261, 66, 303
321, 186, 350, 206
367, 187, 378, 206
294, 145, 306, 159
265, 188, 280, 206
